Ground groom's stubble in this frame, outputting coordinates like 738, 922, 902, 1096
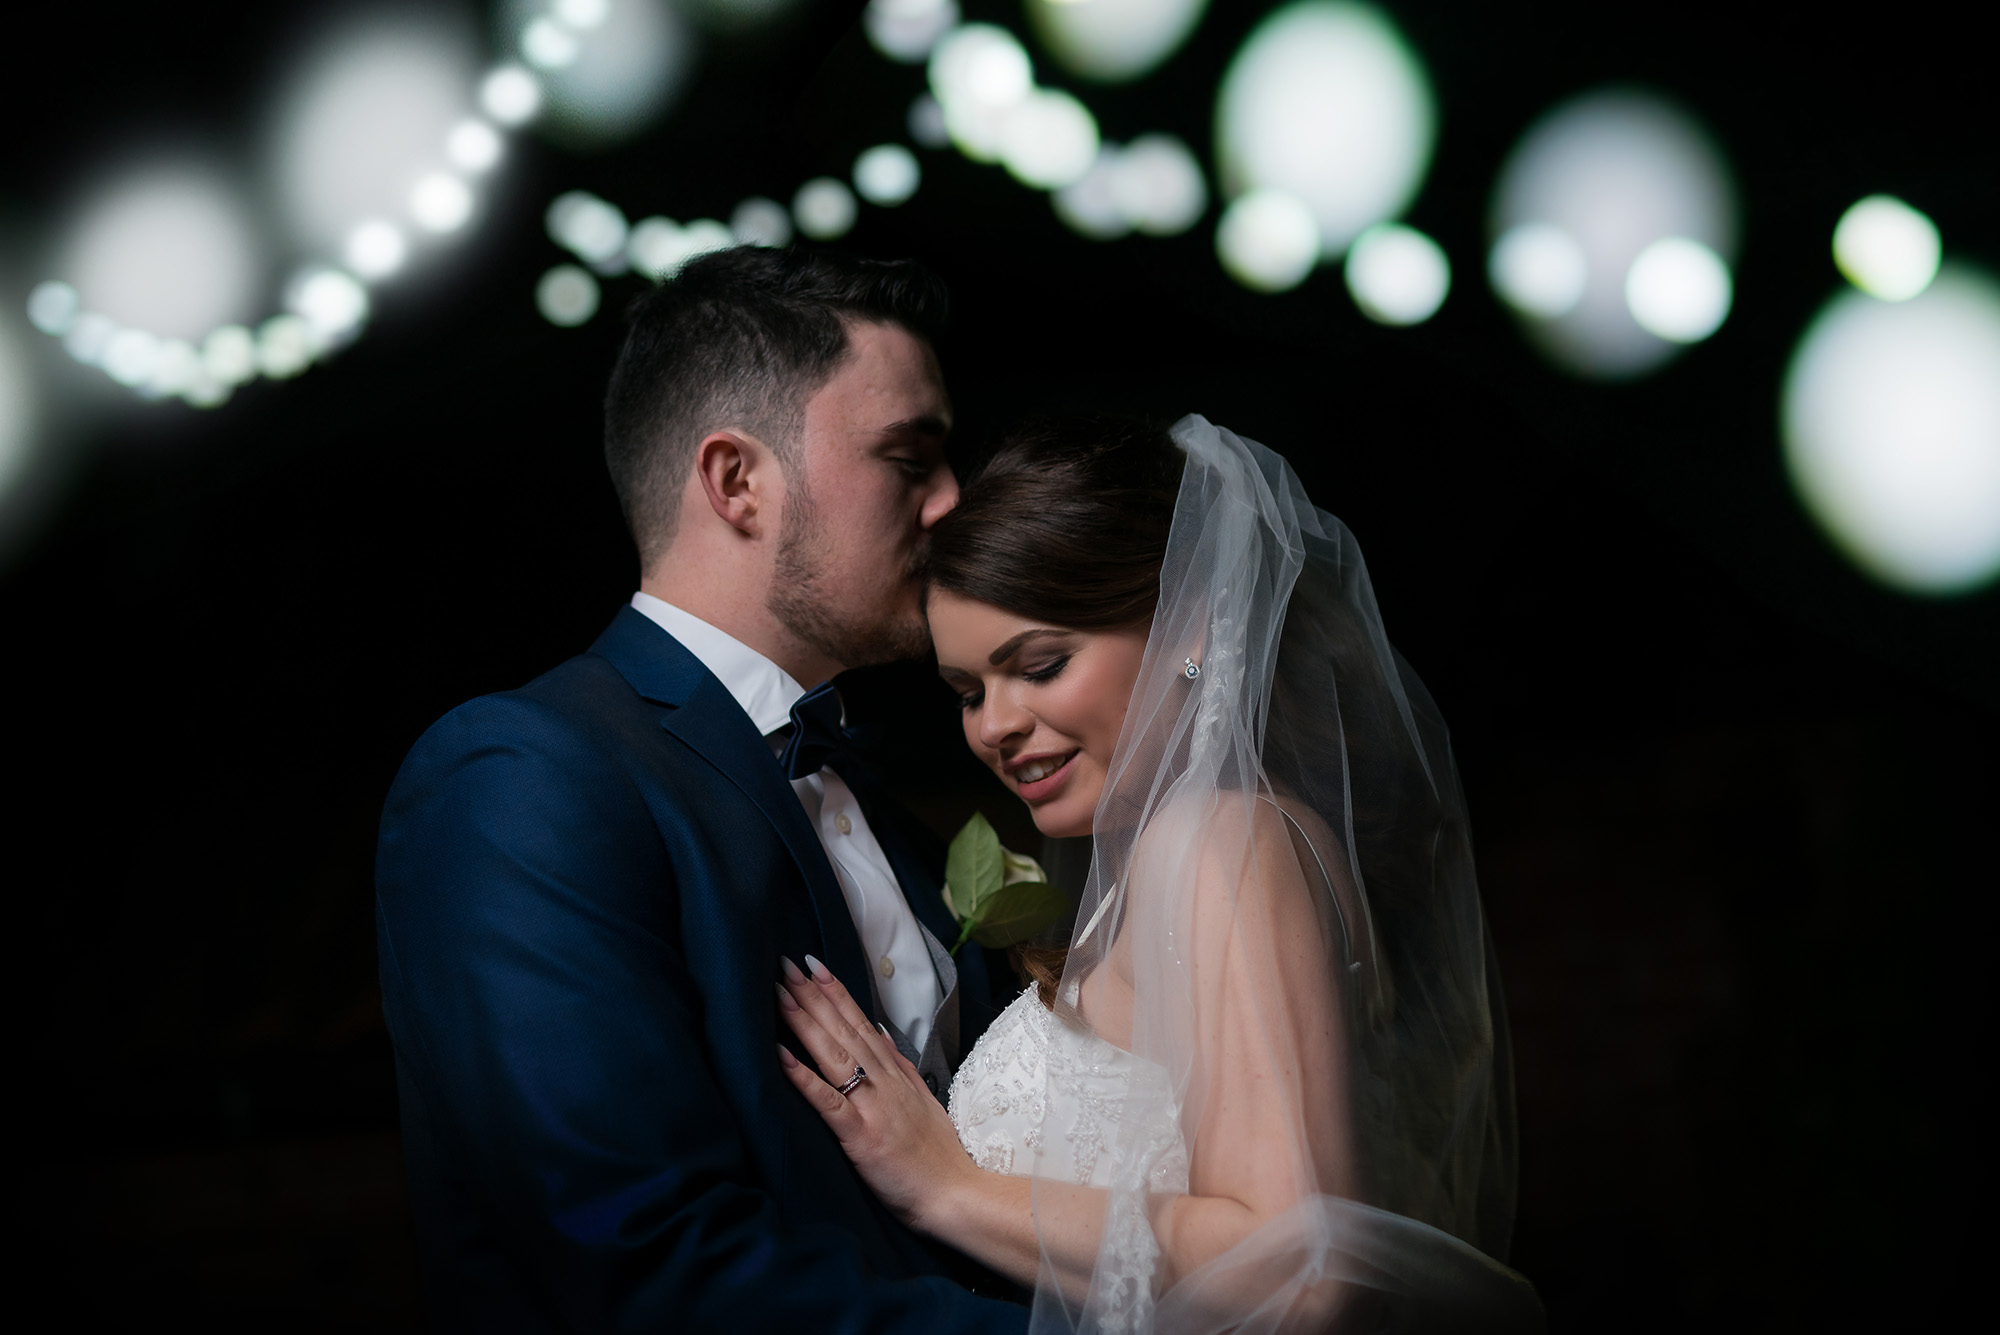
768, 469, 933, 673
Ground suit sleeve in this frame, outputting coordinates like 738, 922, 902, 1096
376, 695, 1026, 1334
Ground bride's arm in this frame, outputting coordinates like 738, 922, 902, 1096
778, 799, 1352, 1295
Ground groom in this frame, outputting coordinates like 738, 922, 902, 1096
376, 248, 1026, 1331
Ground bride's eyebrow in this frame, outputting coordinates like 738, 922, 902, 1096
986, 628, 1069, 665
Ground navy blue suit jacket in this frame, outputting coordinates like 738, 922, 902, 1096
376, 606, 1027, 1333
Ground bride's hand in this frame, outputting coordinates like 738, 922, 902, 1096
775, 954, 976, 1233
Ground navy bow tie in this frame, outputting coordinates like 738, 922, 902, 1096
778, 681, 859, 781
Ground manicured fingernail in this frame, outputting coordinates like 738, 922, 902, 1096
780, 957, 806, 984
877, 1023, 891, 1039
776, 1044, 798, 1069
775, 983, 798, 1012
804, 954, 831, 982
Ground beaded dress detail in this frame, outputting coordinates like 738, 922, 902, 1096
947, 986, 1189, 1194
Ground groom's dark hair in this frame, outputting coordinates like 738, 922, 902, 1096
603, 245, 949, 567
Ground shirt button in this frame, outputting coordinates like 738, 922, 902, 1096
877, 955, 895, 979
834, 813, 852, 835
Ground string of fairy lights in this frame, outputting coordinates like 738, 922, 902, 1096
4, 0, 1997, 596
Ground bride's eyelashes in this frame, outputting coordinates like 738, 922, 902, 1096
950, 655, 1071, 712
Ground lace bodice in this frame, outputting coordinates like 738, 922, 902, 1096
948, 986, 1189, 1193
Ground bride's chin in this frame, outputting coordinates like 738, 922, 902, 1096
1027, 801, 1093, 841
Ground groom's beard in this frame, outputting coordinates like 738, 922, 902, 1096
769, 491, 931, 671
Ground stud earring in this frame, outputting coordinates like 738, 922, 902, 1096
1183, 657, 1201, 680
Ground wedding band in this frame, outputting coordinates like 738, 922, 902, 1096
836, 1065, 867, 1096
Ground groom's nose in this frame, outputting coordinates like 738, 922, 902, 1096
919, 467, 960, 529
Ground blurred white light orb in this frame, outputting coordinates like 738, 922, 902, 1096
731, 196, 793, 247
1215, 2, 1434, 258
522, 17, 581, 68
1783, 267, 2000, 595
1833, 195, 1940, 302
273, 18, 478, 257
537, 264, 601, 326
101, 327, 161, 387
793, 177, 858, 240
146, 338, 201, 399
287, 268, 369, 348
628, 217, 732, 280
1027, 0, 1207, 83
866, 0, 960, 63
202, 325, 258, 384
999, 89, 1099, 190
345, 220, 408, 279
854, 144, 922, 206
503, 0, 693, 146
0, 316, 36, 503
556, 0, 611, 30
1054, 148, 1130, 240
64, 313, 117, 365
1625, 236, 1730, 342
410, 172, 475, 233
256, 314, 315, 378
907, 93, 949, 149
26, 281, 80, 336
480, 65, 543, 126
1344, 222, 1448, 325
1490, 88, 1737, 379
546, 191, 629, 264
1489, 222, 1586, 318
929, 24, 1034, 162
1216, 189, 1320, 293
446, 119, 504, 173
61, 163, 263, 341
1112, 134, 1207, 235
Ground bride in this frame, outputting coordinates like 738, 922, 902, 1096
775, 415, 1544, 1332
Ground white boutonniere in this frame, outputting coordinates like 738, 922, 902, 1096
940, 813, 1067, 955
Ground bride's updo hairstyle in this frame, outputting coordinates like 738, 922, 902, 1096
925, 416, 1185, 1003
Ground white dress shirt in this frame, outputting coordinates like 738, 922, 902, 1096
631, 593, 943, 1048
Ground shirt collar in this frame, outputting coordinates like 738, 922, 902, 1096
630, 592, 806, 737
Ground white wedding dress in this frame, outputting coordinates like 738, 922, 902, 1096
947, 985, 1189, 1195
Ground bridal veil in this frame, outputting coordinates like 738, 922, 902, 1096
1031, 416, 1543, 1332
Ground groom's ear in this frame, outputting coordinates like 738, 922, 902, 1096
692, 429, 774, 538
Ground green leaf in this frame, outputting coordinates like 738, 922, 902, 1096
968, 877, 1072, 949
943, 812, 1004, 921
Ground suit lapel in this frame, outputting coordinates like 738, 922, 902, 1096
589, 608, 876, 1019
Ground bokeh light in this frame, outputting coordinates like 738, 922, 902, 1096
256, 315, 316, 378
1488, 222, 1586, 318
1215, 2, 1435, 260
1344, 222, 1449, 325
537, 264, 601, 326
445, 120, 504, 173
854, 144, 922, 206
1832, 195, 1940, 302
410, 172, 475, 234
928, 23, 1034, 164
0, 315, 36, 519
730, 197, 793, 247
501, 0, 693, 146
273, 17, 479, 259
865, 0, 960, 63
1055, 135, 1208, 240
287, 268, 370, 350
479, 65, 543, 126
793, 178, 858, 240
999, 89, 1099, 189
345, 220, 408, 280
1216, 189, 1320, 293
907, 93, 949, 148
626, 216, 731, 279
60, 162, 263, 341
1489, 88, 1737, 379
1783, 266, 2000, 595
26, 281, 80, 336
1026, 0, 1208, 84
546, 191, 629, 266
1624, 236, 1731, 342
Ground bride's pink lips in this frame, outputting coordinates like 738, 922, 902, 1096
1012, 751, 1080, 804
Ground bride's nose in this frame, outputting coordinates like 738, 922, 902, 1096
976, 687, 1033, 751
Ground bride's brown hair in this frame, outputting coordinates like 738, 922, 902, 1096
924, 416, 1185, 1005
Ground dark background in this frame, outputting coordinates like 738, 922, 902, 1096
4, 1, 1993, 1328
